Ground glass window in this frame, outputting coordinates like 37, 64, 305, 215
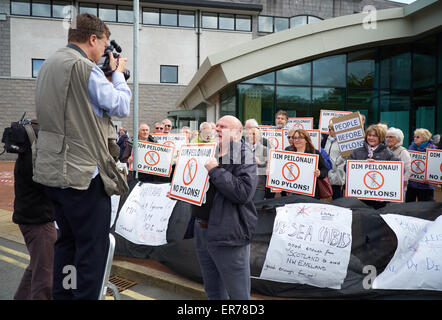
243, 72, 275, 84
258, 16, 273, 33
160, 65, 178, 83
236, 15, 251, 32
238, 84, 275, 125
118, 6, 133, 23
202, 12, 217, 29
438, 35, 442, 85
161, 9, 177, 26
347, 89, 379, 125
313, 55, 346, 87
413, 36, 436, 89
380, 44, 411, 90
414, 87, 436, 135
52, 1, 70, 19
143, 8, 159, 25
308, 16, 321, 24
347, 49, 376, 88
276, 86, 311, 117
32, 59, 44, 78
11, 0, 30, 15
32, 0, 51, 17
220, 85, 236, 117
290, 16, 307, 28
276, 62, 311, 86
219, 14, 234, 30
179, 11, 194, 27
79, 3, 97, 16
380, 90, 411, 144
312, 87, 346, 128
99, 4, 116, 22
274, 17, 289, 33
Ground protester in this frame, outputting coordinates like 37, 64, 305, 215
246, 126, 269, 202
406, 128, 437, 202
349, 125, 399, 209
181, 126, 191, 142
191, 122, 215, 143
193, 115, 258, 300
386, 127, 411, 198
162, 118, 173, 133
153, 122, 164, 133
12, 121, 57, 300
285, 128, 329, 200
117, 128, 129, 162
274, 110, 289, 129
324, 122, 346, 199
122, 123, 155, 167
33, 13, 131, 299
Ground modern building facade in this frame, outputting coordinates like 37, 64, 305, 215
0, 0, 405, 160
176, 0, 442, 147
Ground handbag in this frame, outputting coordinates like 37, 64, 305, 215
317, 176, 333, 199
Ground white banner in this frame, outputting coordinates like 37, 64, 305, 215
169, 143, 217, 206
373, 214, 442, 291
345, 160, 404, 202
266, 150, 318, 197
425, 149, 442, 184
260, 203, 352, 289
261, 129, 284, 150
287, 117, 314, 130
115, 183, 177, 246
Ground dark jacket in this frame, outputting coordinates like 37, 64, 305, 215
349, 143, 399, 162
206, 140, 258, 246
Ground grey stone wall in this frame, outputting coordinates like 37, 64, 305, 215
0, 15, 10, 77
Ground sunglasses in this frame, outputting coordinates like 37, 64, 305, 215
155, 127, 163, 130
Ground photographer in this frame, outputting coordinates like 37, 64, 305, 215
33, 13, 131, 300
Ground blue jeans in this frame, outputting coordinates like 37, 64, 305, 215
194, 220, 251, 300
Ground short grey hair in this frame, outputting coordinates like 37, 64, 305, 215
386, 127, 404, 146
199, 122, 211, 130
245, 118, 259, 128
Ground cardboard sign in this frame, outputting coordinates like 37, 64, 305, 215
169, 143, 217, 206
260, 203, 352, 289
261, 129, 284, 150
288, 117, 314, 130
408, 151, 427, 183
115, 183, 177, 246
266, 150, 319, 197
151, 133, 188, 158
282, 129, 320, 151
425, 149, 442, 184
331, 112, 365, 158
373, 214, 442, 291
319, 110, 351, 133
345, 160, 404, 202
131, 141, 175, 177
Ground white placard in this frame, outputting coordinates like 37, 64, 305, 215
261, 129, 284, 150
345, 160, 404, 202
373, 214, 442, 291
425, 149, 442, 184
287, 117, 314, 130
151, 133, 188, 158
332, 112, 365, 158
409, 151, 427, 182
319, 110, 351, 133
110, 195, 120, 228
260, 203, 353, 289
169, 143, 217, 206
131, 141, 174, 177
115, 183, 177, 246
266, 150, 318, 197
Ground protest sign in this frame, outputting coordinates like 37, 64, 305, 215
331, 112, 365, 158
151, 133, 188, 158
261, 129, 284, 150
115, 183, 177, 246
259, 203, 352, 289
425, 149, 442, 184
409, 151, 427, 182
266, 150, 318, 197
131, 141, 174, 177
169, 143, 217, 206
345, 160, 403, 202
372, 214, 442, 291
319, 110, 351, 133
288, 117, 314, 130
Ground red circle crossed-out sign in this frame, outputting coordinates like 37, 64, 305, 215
268, 137, 279, 149
183, 158, 198, 186
363, 170, 384, 190
164, 141, 175, 148
144, 150, 160, 166
282, 162, 300, 182
294, 123, 304, 130
411, 159, 425, 175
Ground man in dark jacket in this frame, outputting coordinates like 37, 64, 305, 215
195, 115, 258, 300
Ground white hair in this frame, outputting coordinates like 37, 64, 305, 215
386, 127, 404, 147
245, 118, 259, 128
199, 122, 211, 130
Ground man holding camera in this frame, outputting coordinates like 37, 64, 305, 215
33, 14, 131, 300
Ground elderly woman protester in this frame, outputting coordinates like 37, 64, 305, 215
324, 121, 346, 200
285, 128, 329, 200
349, 125, 399, 209
385, 127, 411, 198
406, 128, 437, 202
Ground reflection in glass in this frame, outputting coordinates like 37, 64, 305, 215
413, 37, 436, 89
290, 16, 307, 28
179, 11, 194, 27
99, 4, 116, 22
53, 1, 70, 18
143, 8, 159, 25
313, 55, 346, 87
276, 86, 310, 117
11, 0, 30, 15
243, 72, 275, 84
312, 88, 345, 127
277, 62, 311, 86
79, 3, 97, 16
220, 85, 236, 117
236, 15, 251, 31
274, 17, 289, 33
219, 14, 234, 30
348, 49, 376, 88
238, 85, 274, 125
258, 16, 273, 33
161, 65, 178, 83
161, 9, 177, 26
347, 89, 379, 125
380, 44, 411, 90
32, 59, 44, 78
32, 0, 51, 17
202, 12, 217, 29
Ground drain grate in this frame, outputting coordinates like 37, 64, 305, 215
106, 275, 137, 296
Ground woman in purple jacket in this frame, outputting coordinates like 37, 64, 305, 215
406, 128, 437, 202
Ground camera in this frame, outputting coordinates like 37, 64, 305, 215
1, 112, 37, 155
97, 40, 130, 81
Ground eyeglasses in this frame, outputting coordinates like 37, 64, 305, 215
155, 127, 163, 130
164, 124, 172, 127
386, 136, 396, 139
288, 136, 304, 140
